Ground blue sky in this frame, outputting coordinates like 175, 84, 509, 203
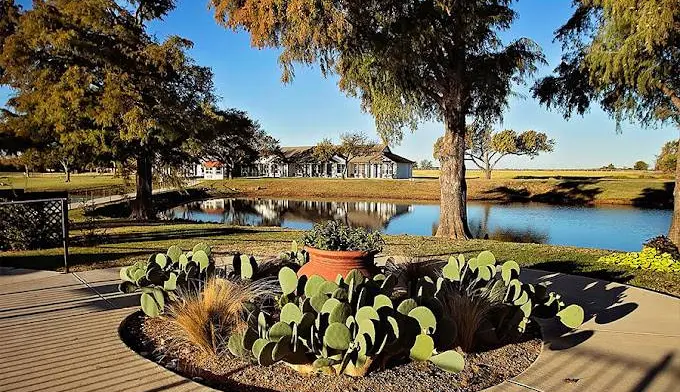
3, 0, 678, 168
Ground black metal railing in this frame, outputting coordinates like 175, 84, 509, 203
0, 198, 69, 272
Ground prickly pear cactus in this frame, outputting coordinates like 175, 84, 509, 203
234, 267, 465, 376
118, 242, 217, 317
438, 251, 585, 348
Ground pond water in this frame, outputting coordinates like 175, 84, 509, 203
161, 198, 672, 251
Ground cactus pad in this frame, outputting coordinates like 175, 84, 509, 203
429, 350, 465, 373
557, 304, 585, 329
323, 322, 351, 351
279, 267, 298, 295
409, 334, 434, 361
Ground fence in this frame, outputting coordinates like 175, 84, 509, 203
0, 198, 69, 272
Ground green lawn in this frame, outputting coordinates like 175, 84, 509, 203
0, 172, 131, 192
2, 223, 678, 297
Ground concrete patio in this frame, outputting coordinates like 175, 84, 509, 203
0, 266, 678, 392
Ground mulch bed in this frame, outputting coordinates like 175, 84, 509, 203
120, 311, 542, 392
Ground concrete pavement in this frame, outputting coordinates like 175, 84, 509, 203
0, 266, 678, 392
0, 267, 209, 392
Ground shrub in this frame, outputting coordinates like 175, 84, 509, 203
0, 201, 64, 251
302, 221, 385, 253
166, 278, 276, 357
598, 247, 680, 273
643, 235, 680, 260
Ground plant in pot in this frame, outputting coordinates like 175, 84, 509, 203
298, 221, 385, 280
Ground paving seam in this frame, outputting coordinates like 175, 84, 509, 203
580, 329, 680, 338
71, 272, 116, 310
507, 380, 544, 392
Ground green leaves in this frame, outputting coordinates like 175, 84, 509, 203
301, 221, 385, 252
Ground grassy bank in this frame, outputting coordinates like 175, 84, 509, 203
202, 175, 674, 208
414, 169, 672, 180
0, 172, 131, 192
1, 223, 678, 296
3, 170, 673, 208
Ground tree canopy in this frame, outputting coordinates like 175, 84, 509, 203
533, 0, 679, 127
0, 0, 216, 218
435, 124, 554, 179
211, 0, 544, 238
633, 160, 649, 171
203, 109, 279, 179
312, 132, 376, 178
656, 141, 677, 173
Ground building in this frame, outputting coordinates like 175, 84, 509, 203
240, 144, 414, 179
200, 161, 226, 180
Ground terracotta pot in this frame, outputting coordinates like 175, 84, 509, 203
297, 247, 379, 281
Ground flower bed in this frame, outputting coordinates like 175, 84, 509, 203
117, 225, 584, 391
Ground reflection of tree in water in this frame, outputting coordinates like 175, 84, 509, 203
468, 204, 548, 244
180, 198, 412, 230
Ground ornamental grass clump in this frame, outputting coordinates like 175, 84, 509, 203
302, 221, 385, 252
166, 278, 277, 357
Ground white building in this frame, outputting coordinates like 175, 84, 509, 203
241, 144, 414, 179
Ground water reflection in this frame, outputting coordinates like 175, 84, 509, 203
164, 198, 412, 231
161, 198, 672, 251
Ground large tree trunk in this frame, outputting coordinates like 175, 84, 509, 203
131, 152, 153, 220
483, 150, 491, 179
668, 138, 680, 245
436, 111, 471, 239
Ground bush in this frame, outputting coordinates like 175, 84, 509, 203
302, 221, 385, 253
0, 201, 64, 251
598, 247, 680, 273
643, 235, 680, 260
633, 160, 649, 171
118, 243, 218, 317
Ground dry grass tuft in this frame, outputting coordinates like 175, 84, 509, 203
440, 283, 506, 352
165, 278, 275, 357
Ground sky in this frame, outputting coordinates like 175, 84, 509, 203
2, 0, 678, 168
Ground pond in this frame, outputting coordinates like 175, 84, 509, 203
161, 198, 672, 251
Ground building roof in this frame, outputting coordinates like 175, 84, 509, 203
203, 160, 223, 168
279, 144, 414, 164
280, 146, 316, 162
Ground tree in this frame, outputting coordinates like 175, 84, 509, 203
656, 141, 678, 173
211, 0, 543, 239
634, 160, 649, 171
533, 0, 680, 244
312, 138, 337, 165
203, 109, 277, 179
0, 0, 216, 219
419, 160, 435, 170
436, 124, 554, 179
312, 132, 375, 178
